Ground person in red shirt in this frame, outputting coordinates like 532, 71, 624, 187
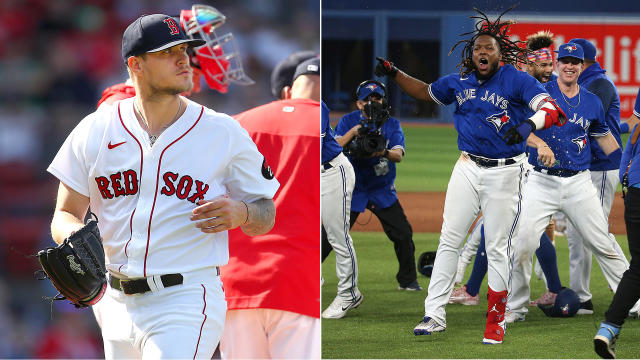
219, 56, 320, 359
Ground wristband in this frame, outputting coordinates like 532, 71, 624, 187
383, 149, 389, 158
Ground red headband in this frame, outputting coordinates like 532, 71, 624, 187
527, 48, 552, 62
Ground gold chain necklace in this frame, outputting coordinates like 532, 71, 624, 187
561, 86, 580, 108
134, 99, 182, 146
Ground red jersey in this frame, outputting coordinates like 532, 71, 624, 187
224, 98, 320, 318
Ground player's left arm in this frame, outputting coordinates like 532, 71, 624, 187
594, 133, 620, 155
591, 102, 621, 156
191, 197, 275, 236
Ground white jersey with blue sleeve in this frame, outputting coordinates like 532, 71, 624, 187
428, 65, 549, 159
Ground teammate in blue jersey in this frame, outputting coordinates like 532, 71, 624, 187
375, 7, 567, 344
320, 101, 361, 319
506, 43, 635, 325
594, 93, 640, 359
331, 80, 421, 293
558, 38, 626, 314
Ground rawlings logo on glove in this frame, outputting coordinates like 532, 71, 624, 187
37, 214, 107, 308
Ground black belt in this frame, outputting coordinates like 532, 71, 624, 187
109, 267, 219, 295
467, 153, 518, 168
322, 162, 333, 170
533, 167, 582, 178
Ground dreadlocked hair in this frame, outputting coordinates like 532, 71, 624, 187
526, 30, 555, 51
449, 5, 533, 76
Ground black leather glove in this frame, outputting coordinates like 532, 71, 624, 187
502, 119, 536, 145
375, 57, 398, 78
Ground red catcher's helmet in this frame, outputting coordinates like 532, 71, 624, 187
180, 4, 254, 93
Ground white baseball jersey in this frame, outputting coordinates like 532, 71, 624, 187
48, 96, 279, 279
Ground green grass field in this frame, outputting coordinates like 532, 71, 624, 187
395, 125, 632, 192
322, 232, 640, 359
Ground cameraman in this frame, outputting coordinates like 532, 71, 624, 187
332, 80, 421, 291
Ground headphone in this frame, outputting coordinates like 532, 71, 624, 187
355, 79, 387, 101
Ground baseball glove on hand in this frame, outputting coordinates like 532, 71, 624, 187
37, 216, 107, 308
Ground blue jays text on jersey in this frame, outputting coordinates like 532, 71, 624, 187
428, 65, 550, 159
528, 80, 610, 171
335, 110, 404, 212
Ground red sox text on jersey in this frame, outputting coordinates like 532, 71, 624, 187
94, 170, 209, 203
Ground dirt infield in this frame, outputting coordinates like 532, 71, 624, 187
351, 191, 627, 235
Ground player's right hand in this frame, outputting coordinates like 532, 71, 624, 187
375, 57, 398, 78
536, 144, 555, 167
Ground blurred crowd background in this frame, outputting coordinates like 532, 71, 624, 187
0, 0, 318, 358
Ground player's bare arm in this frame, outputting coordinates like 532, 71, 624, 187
623, 114, 640, 132
526, 133, 555, 167
375, 57, 432, 102
191, 197, 275, 236
50, 182, 90, 244
594, 132, 621, 155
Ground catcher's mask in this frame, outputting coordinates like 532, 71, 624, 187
180, 4, 254, 93
417, 251, 437, 277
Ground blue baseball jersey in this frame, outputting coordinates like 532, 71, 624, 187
428, 64, 549, 159
335, 110, 404, 212
528, 80, 610, 171
321, 101, 343, 164
634, 88, 640, 118
620, 124, 640, 187
577, 62, 622, 171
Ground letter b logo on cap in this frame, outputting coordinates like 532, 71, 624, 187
163, 18, 179, 35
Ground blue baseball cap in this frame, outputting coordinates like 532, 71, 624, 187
122, 14, 205, 63
555, 42, 584, 62
569, 38, 597, 61
538, 288, 581, 317
357, 82, 385, 100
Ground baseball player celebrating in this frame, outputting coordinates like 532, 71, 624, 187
560, 38, 625, 314
219, 56, 321, 359
321, 99, 361, 319
376, 7, 568, 344
505, 43, 635, 324
47, 14, 278, 359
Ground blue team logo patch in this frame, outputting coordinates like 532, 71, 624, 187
485, 110, 511, 132
571, 136, 588, 154
366, 84, 378, 91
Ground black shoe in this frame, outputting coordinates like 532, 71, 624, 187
398, 280, 423, 291
578, 299, 594, 315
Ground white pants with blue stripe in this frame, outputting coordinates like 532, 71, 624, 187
508, 170, 630, 315
321, 152, 360, 301
424, 152, 526, 326
565, 169, 625, 302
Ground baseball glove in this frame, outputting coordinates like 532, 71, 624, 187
37, 215, 107, 308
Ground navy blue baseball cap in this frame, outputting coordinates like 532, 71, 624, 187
357, 82, 385, 100
555, 42, 584, 62
569, 38, 597, 61
293, 57, 320, 81
538, 288, 581, 317
122, 14, 205, 63
270, 50, 317, 98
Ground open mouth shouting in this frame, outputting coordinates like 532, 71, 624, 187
478, 58, 489, 71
